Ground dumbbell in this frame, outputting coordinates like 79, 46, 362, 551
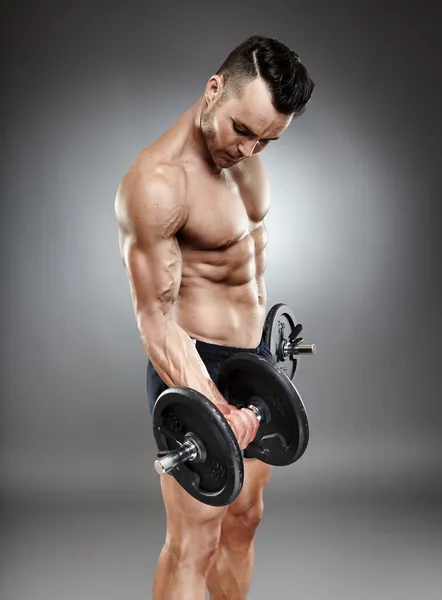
263, 303, 317, 380
152, 353, 309, 506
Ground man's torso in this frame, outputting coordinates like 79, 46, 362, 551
122, 111, 270, 348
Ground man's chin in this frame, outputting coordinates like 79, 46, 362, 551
215, 152, 241, 168
211, 156, 231, 169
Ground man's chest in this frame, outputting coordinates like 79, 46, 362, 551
181, 169, 269, 251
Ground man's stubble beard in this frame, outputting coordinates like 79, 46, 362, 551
200, 105, 218, 158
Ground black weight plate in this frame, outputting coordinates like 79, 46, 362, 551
153, 387, 244, 506
263, 303, 299, 380
218, 353, 309, 466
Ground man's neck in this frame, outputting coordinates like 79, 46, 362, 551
187, 99, 222, 175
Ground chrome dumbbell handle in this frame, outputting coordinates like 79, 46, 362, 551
154, 438, 199, 475
283, 342, 317, 357
247, 404, 262, 422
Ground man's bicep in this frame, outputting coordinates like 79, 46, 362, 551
116, 169, 187, 318
124, 235, 183, 319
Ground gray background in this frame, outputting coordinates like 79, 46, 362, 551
1, 1, 441, 599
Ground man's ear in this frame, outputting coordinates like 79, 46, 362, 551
204, 75, 224, 107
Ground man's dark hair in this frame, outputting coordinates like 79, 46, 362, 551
216, 35, 315, 117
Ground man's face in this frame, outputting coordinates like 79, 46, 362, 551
201, 76, 292, 169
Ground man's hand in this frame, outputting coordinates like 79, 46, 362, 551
224, 406, 260, 450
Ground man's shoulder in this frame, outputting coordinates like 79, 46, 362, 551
234, 154, 267, 183
117, 153, 186, 208
114, 154, 189, 235
233, 155, 270, 200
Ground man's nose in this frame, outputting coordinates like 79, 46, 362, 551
239, 139, 258, 157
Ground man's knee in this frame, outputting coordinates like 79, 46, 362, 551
165, 520, 223, 572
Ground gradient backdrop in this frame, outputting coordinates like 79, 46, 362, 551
1, 1, 441, 599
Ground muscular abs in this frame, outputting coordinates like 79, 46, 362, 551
175, 166, 269, 348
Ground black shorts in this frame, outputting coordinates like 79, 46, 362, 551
146, 338, 273, 416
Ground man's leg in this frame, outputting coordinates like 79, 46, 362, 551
206, 459, 272, 600
153, 473, 228, 600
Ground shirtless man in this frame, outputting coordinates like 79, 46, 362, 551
115, 35, 314, 600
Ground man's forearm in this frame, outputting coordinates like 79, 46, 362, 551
138, 312, 230, 412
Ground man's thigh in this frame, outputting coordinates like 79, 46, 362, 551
226, 458, 272, 519
160, 473, 228, 536
160, 459, 271, 519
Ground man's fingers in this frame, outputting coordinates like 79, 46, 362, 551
225, 408, 260, 449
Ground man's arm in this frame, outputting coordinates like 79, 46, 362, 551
115, 167, 229, 411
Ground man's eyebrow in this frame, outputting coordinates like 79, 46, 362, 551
235, 120, 280, 141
